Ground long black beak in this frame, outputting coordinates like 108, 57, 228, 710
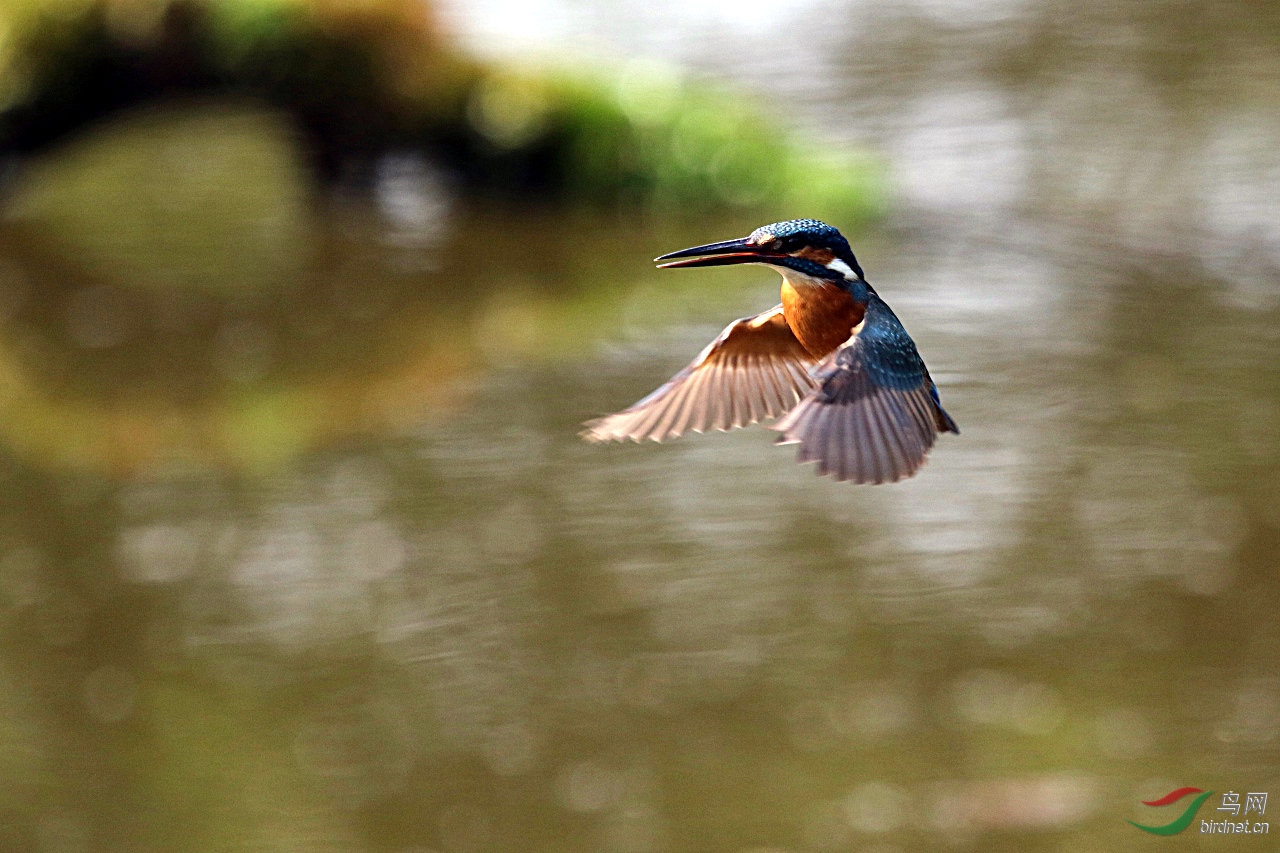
654, 237, 785, 269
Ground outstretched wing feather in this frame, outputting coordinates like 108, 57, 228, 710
582, 305, 819, 443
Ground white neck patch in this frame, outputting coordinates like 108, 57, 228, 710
825, 258, 859, 280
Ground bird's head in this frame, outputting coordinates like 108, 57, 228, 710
655, 218, 866, 290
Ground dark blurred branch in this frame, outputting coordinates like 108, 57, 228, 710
0, 0, 882, 219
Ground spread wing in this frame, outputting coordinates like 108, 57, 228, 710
772, 296, 958, 484
582, 305, 820, 443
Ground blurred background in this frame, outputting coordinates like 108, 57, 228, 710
1, 0, 1278, 850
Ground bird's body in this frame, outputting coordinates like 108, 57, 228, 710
582, 219, 957, 483
779, 277, 865, 357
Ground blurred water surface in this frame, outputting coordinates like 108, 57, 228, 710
1, 0, 1279, 851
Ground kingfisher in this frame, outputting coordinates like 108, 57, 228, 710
582, 218, 958, 483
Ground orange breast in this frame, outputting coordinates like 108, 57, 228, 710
781, 280, 865, 358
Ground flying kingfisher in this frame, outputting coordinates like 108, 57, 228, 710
582, 219, 958, 483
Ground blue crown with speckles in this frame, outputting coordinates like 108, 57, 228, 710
751, 218, 864, 280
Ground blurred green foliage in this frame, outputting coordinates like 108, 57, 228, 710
458, 65, 884, 222
0, 0, 884, 222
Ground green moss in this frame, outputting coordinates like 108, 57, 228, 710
450, 64, 886, 222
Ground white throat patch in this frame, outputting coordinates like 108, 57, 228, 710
779, 269, 832, 290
